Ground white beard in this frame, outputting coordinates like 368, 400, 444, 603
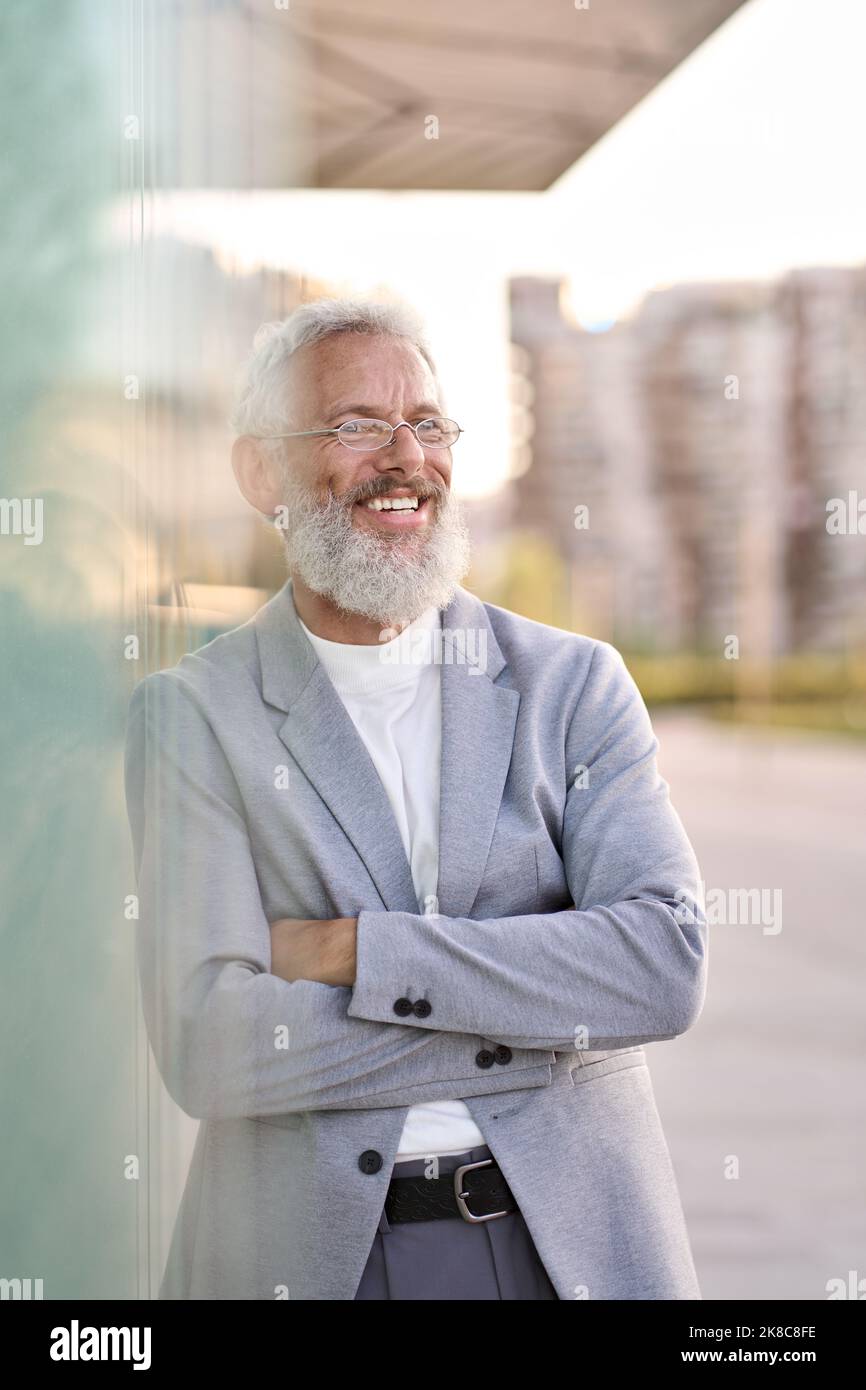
276, 472, 471, 627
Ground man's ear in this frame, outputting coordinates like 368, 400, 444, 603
231, 436, 284, 517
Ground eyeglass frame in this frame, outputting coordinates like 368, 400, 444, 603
253, 416, 463, 451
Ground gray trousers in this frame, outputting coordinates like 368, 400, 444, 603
354, 1144, 559, 1300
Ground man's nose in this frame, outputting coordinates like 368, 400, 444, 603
373, 422, 427, 473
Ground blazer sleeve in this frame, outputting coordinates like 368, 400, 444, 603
347, 640, 708, 1050
124, 670, 552, 1121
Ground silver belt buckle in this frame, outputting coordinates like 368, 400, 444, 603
453, 1157, 511, 1223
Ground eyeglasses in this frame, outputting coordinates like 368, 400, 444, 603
256, 416, 462, 452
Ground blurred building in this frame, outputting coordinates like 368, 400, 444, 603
509, 268, 866, 655
780, 267, 866, 650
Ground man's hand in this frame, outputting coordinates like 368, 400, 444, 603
269, 917, 357, 987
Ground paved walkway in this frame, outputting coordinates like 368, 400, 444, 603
645, 711, 866, 1301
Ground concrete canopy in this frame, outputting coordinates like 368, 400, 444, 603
154, 0, 747, 191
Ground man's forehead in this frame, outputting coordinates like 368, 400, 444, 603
292, 333, 437, 406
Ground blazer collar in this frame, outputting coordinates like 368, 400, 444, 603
254, 579, 519, 919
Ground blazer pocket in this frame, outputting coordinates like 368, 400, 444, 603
568, 1046, 647, 1086
473, 838, 538, 917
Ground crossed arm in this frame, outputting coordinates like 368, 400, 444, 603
125, 641, 707, 1122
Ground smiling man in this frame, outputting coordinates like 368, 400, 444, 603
124, 297, 708, 1302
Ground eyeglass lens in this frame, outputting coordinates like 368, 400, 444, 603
337, 417, 459, 450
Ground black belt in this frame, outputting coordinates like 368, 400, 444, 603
384, 1157, 518, 1224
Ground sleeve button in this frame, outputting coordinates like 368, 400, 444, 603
413, 999, 432, 1018
393, 997, 414, 1017
475, 1049, 495, 1069
494, 1045, 512, 1065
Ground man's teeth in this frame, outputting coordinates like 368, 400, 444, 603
365, 496, 420, 511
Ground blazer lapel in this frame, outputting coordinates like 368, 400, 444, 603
254, 580, 419, 913
435, 587, 520, 920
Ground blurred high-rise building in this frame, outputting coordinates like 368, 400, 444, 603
509, 268, 866, 656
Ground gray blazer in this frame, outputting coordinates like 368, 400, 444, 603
124, 578, 707, 1300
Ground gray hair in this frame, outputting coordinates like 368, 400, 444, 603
229, 296, 440, 441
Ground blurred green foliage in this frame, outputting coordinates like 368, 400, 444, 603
482, 532, 572, 631
624, 651, 866, 700
625, 652, 866, 737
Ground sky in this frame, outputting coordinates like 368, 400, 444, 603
131, 0, 866, 498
